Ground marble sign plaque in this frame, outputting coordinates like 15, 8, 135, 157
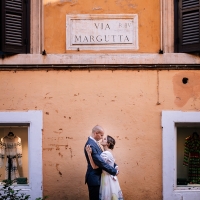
66, 14, 138, 50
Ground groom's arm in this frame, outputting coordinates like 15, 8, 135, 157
90, 146, 117, 176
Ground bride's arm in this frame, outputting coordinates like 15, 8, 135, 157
85, 145, 99, 169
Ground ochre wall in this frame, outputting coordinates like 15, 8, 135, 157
43, 0, 160, 53
1, 70, 199, 199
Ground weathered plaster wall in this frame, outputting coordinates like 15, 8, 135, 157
43, 0, 160, 53
173, 71, 200, 108
1, 70, 200, 199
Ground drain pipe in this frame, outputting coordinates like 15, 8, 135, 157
159, 0, 163, 54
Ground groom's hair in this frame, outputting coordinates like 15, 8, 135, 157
107, 135, 115, 149
92, 125, 104, 134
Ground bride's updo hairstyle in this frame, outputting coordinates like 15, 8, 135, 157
107, 135, 116, 150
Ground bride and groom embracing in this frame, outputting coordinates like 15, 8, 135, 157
84, 125, 124, 200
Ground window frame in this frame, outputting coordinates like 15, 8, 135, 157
0, 111, 43, 199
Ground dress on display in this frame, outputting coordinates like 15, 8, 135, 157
99, 150, 124, 200
183, 132, 200, 184
0, 134, 22, 180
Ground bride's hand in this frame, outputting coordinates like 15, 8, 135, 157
85, 145, 92, 154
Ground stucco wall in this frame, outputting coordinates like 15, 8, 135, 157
43, 0, 160, 53
1, 69, 199, 199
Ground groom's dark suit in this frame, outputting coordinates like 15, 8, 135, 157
84, 137, 117, 200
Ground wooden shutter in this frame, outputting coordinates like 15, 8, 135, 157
0, 0, 30, 54
175, 0, 200, 52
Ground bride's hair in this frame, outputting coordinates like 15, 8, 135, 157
107, 135, 115, 149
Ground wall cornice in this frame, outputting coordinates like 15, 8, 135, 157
0, 53, 200, 67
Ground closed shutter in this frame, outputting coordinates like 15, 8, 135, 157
0, 0, 30, 54
175, 0, 200, 52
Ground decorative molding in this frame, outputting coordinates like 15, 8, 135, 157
31, 0, 43, 54
1, 53, 200, 66
162, 0, 174, 53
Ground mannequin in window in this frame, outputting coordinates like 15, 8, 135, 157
183, 132, 200, 184
0, 132, 22, 180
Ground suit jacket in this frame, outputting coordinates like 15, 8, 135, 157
84, 137, 117, 186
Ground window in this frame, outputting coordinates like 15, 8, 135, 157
162, 111, 200, 200
0, 111, 43, 199
0, 0, 30, 54
174, 0, 200, 53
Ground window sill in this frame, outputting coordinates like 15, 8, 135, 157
176, 185, 200, 190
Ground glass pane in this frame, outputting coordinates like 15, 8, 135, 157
177, 127, 200, 187
0, 126, 29, 185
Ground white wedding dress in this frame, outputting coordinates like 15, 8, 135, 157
99, 151, 124, 200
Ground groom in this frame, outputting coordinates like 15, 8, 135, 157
84, 125, 118, 200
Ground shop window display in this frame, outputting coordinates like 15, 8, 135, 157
162, 111, 200, 200
0, 126, 28, 185
177, 127, 200, 186
0, 111, 42, 199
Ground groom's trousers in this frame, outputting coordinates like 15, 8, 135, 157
88, 185, 100, 200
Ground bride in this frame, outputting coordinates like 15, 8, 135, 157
86, 135, 124, 200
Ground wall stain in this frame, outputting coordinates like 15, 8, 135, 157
58, 152, 63, 157
69, 147, 73, 158
173, 72, 200, 108
54, 0, 78, 6
56, 145, 60, 150
43, 148, 53, 151
93, 7, 102, 10
49, 144, 68, 149
56, 164, 62, 177
53, 130, 62, 134
128, 3, 137, 9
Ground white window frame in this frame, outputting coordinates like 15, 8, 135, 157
0, 111, 43, 200
162, 111, 200, 200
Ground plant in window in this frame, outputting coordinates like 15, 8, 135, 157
0, 180, 48, 200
